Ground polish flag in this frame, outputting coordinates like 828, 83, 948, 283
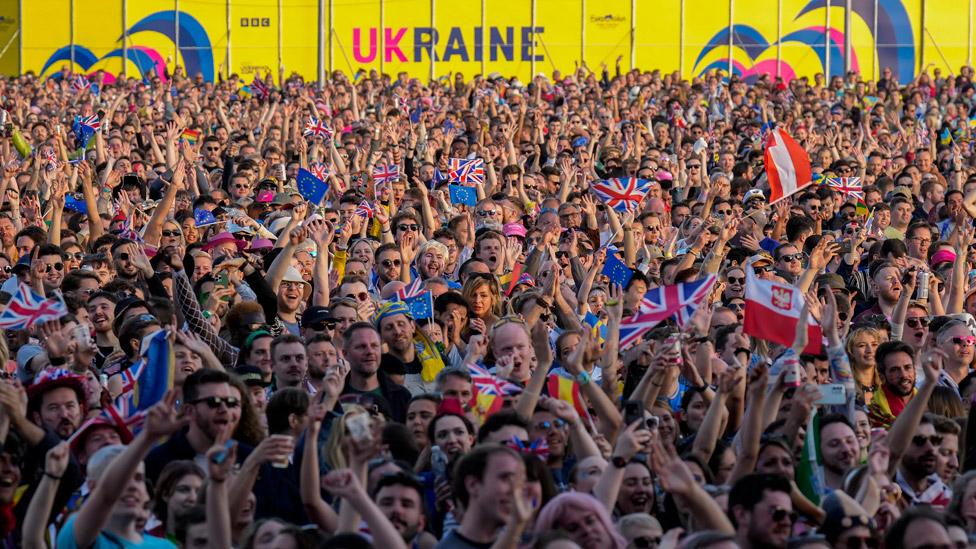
743, 263, 822, 354
764, 128, 812, 204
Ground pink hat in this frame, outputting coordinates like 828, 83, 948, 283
202, 232, 247, 253
656, 170, 674, 182
931, 249, 957, 267
250, 238, 274, 251
503, 223, 527, 238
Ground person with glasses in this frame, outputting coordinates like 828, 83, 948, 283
728, 473, 795, 549
61, 242, 84, 273
773, 244, 805, 282
905, 223, 934, 262
935, 320, 976, 390
374, 244, 405, 290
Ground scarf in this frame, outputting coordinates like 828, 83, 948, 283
867, 383, 915, 429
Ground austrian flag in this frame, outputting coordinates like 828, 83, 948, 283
763, 128, 812, 204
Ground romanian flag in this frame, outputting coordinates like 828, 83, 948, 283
545, 374, 590, 421
118, 329, 174, 413
181, 129, 201, 145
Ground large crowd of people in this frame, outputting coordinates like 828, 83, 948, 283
0, 60, 970, 549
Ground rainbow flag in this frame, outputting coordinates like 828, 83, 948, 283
545, 374, 590, 421
181, 129, 201, 145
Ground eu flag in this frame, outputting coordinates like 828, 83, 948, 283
297, 168, 329, 205
405, 291, 434, 320
64, 194, 87, 214
194, 208, 217, 227
602, 253, 633, 287
449, 184, 477, 206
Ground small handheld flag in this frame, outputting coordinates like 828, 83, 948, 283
355, 200, 375, 218
304, 116, 332, 139
448, 184, 478, 206
180, 129, 201, 145
590, 177, 652, 212
309, 162, 329, 181
193, 208, 218, 228
0, 284, 68, 330
448, 158, 485, 185
602, 254, 633, 287
372, 164, 400, 185
296, 168, 329, 205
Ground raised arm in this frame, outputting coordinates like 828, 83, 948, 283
300, 383, 342, 533
886, 348, 944, 474
22, 442, 70, 549
323, 469, 408, 549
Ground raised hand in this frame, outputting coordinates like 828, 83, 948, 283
44, 441, 71, 478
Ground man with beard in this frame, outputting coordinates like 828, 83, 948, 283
819, 414, 860, 490
341, 322, 411, 423
305, 334, 339, 394
110, 239, 153, 285
373, 472, 437, 549
935, 320, 975, 388
374, 244, 404, 289
376, 301, 443, 395
270, 333, 309, 391
86, 291, 120, 369
895, 415, 952, 506
854, 261, 902, 321
729, 473, 794, 549
146, 369, 256, 482
905, 223, 933, 262
868, 341, 917, 429
34, 244, 66, 294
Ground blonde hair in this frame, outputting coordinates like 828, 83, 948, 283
324, 405, 385, 470
845, 325, 885, 367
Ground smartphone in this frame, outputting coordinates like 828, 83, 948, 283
816, 384, 846, 406
431, 445, 448, 478
623, 400, 646, 430
215, 271, 229, 288
346, 413, 373, 444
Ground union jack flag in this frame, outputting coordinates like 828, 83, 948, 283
373, 164, 400, 184
448, 158, 485, 185
309, 162, 329, 181
69, 403, 146, 444
355, 200, 374, 219
590, 177, 652, 213
43, 148, 57, 171
397, 277, 424, 300
466, 362, 514, 394
619, 275, 717, 349
0, 284, 68, 330
78, 114, 101, 133
824, 176, 864, 202
252, 75, 270, 99
72, 76, 90, 93
304, 116, 332, 139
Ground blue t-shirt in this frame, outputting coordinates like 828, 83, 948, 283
57, 515, 176, 549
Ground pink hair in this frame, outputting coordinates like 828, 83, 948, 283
534, 492, 627, 549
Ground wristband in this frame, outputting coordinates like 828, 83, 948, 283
576, 371, 591, 386
734, 347, 752, 357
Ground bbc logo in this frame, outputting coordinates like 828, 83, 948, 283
241, 18, 271, 27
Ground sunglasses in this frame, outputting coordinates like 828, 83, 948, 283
843, 536, 879, 549
344, 292, 370, 302
191, 396, 241, 409
780, 253, 804, 263
769, 506, 798, 523
555, 251, 570, 259
727, 302, 745, 311
905, 317, 930, 329
687, 164, 701, 169
911, 434, 944, 447
727, 276, 745, 284
310, 320, 338, 331
397, 224, 420, 232
477, 210, 497, 217
68, 252, 84, 260
42, 263, 64, 273
755, 265, 775, 273
162, 230, 181, 238
533, 419, 567, 431
951, 336, 976, 346
632, 537, 661, 549
381, 259, 402, 268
